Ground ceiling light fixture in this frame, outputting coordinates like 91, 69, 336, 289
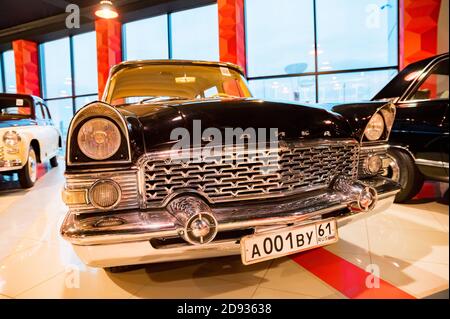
95, 0, 119, 19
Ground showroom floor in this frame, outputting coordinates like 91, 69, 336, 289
0, 160, 448, 299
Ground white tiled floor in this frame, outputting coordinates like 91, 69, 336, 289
0, 161, 448, 299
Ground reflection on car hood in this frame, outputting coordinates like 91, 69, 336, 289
117, 98, 364, 153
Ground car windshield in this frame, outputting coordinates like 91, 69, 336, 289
105, 63, 252, 105
0, 97, 32, 118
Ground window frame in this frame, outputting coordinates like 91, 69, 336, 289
244, 0, 400, 103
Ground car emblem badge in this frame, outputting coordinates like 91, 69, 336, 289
301, 130, 310, 136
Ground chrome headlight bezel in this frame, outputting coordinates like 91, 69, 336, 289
363, 103, 396, 142
77, 118, 122, 160
66, 101, 131, 165
364, 113, 385, 141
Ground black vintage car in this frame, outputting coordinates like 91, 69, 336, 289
60, 60, 400, 270
373, 53, 449, 202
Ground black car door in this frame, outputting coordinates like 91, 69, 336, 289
392, 57, 449, 181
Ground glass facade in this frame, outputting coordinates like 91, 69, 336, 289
318, 69, 398, 103
249, 76, 316, 103
123, 14, 169, 60
46, 98, 73, 139
72, 32, 98, 95
246, 0, 398, 103
316, 0, 398, 71
75, 95, 98, 111
39, 32, 99, 142
246, 0, 315, 77
2, 50, 16, 93
40, 38, 72, 98
0, 1, 400, 146
122, 4, 219, 61
171, 4, 219, 60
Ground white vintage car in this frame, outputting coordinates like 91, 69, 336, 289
0, 93, 61, 188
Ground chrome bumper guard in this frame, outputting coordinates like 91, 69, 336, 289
61, 176, 399, 246
62, 175, 399, 267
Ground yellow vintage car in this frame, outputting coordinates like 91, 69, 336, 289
0, 93, 61, 188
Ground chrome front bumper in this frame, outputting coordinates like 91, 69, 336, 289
0, 144, 24, 172
0, 159, 22, 172
61, 176, 400, 267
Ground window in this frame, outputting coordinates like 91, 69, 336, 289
40, 38, 72, 98
75, 95, 98, 111
72, 32, 98, 95
171, 4, 219, 61
246, 0, 315, 77
39, 33, 99, 144
3, 50, 16, 93
408, 58, 449, 101
318, 70, 397, 103
46, 98, 73, 138
35, 104, 45, 120
245, 0, 399, 103
42, 104, 51, 119
123, 15, 169, 60
316, 0, 398, 71
249, 76, 316, 103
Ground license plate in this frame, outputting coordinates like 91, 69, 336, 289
240, 219, 338, 265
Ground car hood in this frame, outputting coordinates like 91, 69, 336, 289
116, 98, 386, 153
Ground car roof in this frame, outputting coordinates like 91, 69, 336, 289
373, 52, 449, 100
109, 59, 245, 78
0, 92, 43, 104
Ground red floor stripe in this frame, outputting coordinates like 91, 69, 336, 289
291, 248, 415, 299
414, 181, 438, 200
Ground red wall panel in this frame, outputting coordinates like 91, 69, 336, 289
95, 18, 122, 99
400, 0, 442, 69
12, 39, 40, 97
218, 0, 246, 74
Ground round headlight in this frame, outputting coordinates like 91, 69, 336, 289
364, 113, 385, 141
89, 179, 121, 210
77, 118, 121, 160
3, 130, 21, 147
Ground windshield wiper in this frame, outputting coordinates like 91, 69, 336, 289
139, 96, 189, 104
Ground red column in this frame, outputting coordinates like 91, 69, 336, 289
399, 0, 441, 69
12, 40, 40, 96
95, 18, 122, 99
218, 0, 246, 74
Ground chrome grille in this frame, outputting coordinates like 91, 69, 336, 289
140, 139, 359, 207
65, 170, 139, 213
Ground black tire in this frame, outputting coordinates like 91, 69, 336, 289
18, 146, 38, 189
50, 155, 58, 167
388, 148, 424, 203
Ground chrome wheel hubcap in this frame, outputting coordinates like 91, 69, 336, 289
28, 149, 37, 182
